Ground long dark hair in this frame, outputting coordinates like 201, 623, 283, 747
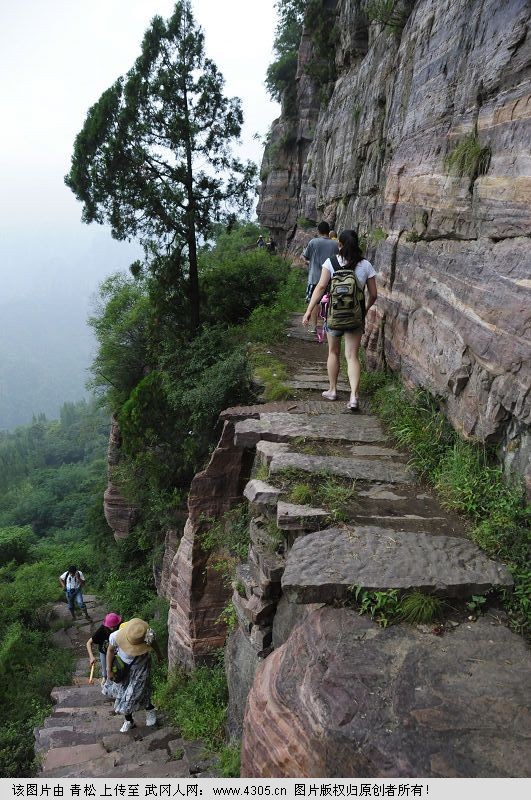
339, 229, 363, 269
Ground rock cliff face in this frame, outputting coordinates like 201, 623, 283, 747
103, 418, 138, 541
258, 0, 531, 487
241, 608, 531, 778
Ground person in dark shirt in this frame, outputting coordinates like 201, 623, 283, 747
86, 612, 122, 684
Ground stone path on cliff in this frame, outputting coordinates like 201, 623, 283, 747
233, 314, 513, 621
35, 596, 220, 778
222, 314, 530, 777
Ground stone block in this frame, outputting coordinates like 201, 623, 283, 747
235, 563, 256, 599
277, 501, 331, 532
250, 624, 273, 653
255, 440, 290, 467
242, 608, 531, 777
270, 451, 413, 484
243, 479, 282, 509
249, 544, 285, 584
235, 412, 387, 448
281, 526, 514, 603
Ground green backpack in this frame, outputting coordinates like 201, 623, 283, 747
327, 256, 366, 330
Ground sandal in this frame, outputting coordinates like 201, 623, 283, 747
347, 397, 359, 411
322, 390, 338, 401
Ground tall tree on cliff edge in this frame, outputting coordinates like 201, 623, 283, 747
65, 0, 256, 332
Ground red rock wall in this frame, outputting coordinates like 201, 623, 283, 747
258, 0, 531, 487
103, 418, 138, 541
167, 420, 254, 670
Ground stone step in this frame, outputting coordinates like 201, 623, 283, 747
236, 411, 387, 448
286, 379, 351, 392
354, 484, 469, 537
36, 727, 104, 753
41, 743, 108, 773
269, 451, 414, 484
244, 479, 282, 510
115, 759, 191, 778
40, 752, 122, 778
255, 441, 290, 467
102, 726, 179, 755
52, 686, 106, 708
277, 501, 331, 534
281, 527, 514, 604
44, 707, 116, 727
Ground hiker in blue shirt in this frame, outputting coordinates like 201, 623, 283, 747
302, 221, 339, 333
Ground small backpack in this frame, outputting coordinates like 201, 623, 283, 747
326, 256, 365, 330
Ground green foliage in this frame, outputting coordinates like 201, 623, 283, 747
200, 504, 250, 586
297, 216, 315, 230
88, 274, 152, 409
289, 482, 313, 505
353, 587, 401, 627
0, 526, 35, 564
153, 656, 228, 750
398, 592, 445, 624
217, 601, 237, 632
367, 1, 409, 31
218, 742, 241, 778
445, 134, 491, 182
281, 469, 356, 522
254, 464, 270, 482
265, 1, 305, 104
245, 269, 305, 344
266, 1, 337, 108
266, 51, 300, 105
372, 380, 530, 635
466, 595, 488, 615
251, 353, 292, 402
65, 0, 256, 331
201, 250, 288, 326
316, 474, 357, 522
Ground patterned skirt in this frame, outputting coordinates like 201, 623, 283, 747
102, 654, 151, 715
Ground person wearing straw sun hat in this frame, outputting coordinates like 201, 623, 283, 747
105, 617, 163, 733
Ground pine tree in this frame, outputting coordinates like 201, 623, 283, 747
65, 0, 256, 331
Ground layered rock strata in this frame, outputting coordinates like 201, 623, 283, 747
103, 418, 138, 541
258, 0, 531, 485
241, 608, 531, 778
167, 420, 255, 670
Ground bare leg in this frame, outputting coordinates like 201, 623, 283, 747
344, 330, 363, 401
326, 333, 341, 394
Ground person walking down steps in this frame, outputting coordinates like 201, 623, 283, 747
59, 565, 91, 620
104, 617, 163, 733
86, 612, 122, 685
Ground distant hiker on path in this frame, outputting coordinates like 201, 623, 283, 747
86, 612, 122, 685
303, 229, 377, 410
104, 617, 163, 733
302, 221, 339, 333
59, 565, 90, 620
257, 234, 266, 248
266, 235, 277, 254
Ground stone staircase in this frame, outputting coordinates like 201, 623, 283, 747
229, 316, 513, 656
224, 316, 528, 741
225, 315, 531, 777
36, 597, 219, 778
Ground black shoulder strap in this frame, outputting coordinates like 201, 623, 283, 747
329, 255, 340, 271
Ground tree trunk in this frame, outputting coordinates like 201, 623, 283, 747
182, 82, 200, 334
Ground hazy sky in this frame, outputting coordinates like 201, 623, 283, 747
0, 0, 278, 300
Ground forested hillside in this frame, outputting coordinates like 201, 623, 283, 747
0, 401, 109, 776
